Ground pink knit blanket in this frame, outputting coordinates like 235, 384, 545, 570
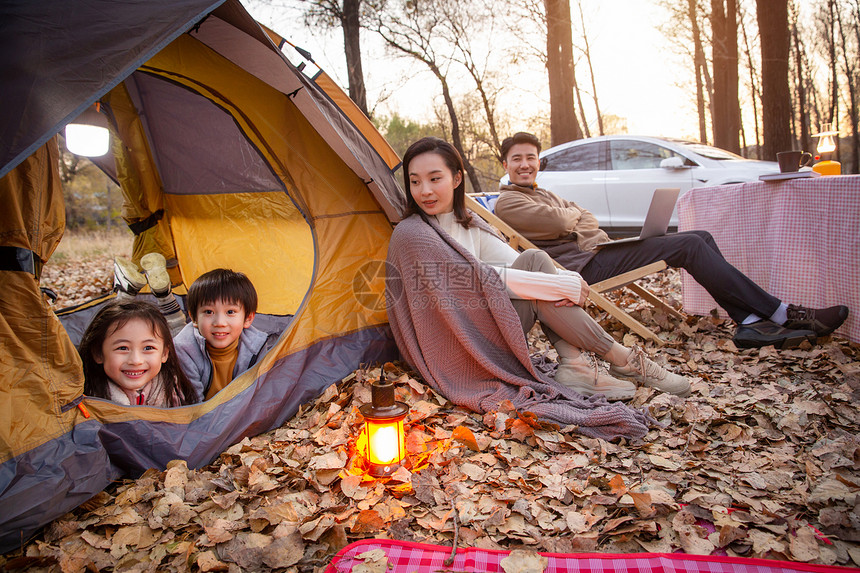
385, 214, 653, 441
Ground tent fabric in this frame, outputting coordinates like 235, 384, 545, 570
257, 25, 402, 173
0, 141, 116, 549
189, 14, 406, 222
166, 191, 314, 315
325, 539, 854, 573
0, 139, 81, 460
0, 0, 406, 552
130, 72, 285, 196
0, 421, 116, 555
0, 0, 226, 180
311, 71, 402, 172
0, 138, 65, 262
106, 80, 181, 277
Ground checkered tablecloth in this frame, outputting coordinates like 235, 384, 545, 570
678, 175, 860, 343
324, 539, 854, 573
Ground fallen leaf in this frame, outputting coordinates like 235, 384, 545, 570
500, 549, 548, 573
790, 525, 821, 562
351, 510, 384, 533
197, 550, 230, 572
353, 548, 390, 573
608, 474, 627, 495
452, 425, 481, 451
341, 473, 368, 500
261, 532, 305, 568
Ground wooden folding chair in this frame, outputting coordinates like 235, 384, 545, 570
465, 194, 684, 346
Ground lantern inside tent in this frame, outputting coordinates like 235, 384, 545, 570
64, 103, 110, 157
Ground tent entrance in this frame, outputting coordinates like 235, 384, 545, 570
110, 70, 315, 317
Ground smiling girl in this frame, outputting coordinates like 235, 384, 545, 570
79, 301, 196, 406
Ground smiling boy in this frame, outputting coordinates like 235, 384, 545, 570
174, 268, 273, 401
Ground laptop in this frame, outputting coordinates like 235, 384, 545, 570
595, 187, 680, 247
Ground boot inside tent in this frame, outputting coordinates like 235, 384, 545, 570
0, 0, 406, 551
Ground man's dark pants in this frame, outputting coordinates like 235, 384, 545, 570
577, 230, 780, 323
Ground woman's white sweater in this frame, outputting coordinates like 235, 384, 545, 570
434, 211, 583, 304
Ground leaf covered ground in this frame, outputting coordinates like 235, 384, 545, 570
3, 261, 859, 573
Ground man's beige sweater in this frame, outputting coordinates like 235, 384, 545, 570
495, 183, 609, 252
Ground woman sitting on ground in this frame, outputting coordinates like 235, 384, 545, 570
385, 138, 693, 440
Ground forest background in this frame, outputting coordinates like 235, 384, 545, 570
60, 0, 860, 230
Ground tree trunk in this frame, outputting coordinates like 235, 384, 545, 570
446, 24, 502, 155
545, 0, 582, 145
370, 5, 482, 192
826, 0, 841, 163
430, 63, 483, 193
739, 4, 761, 155
756, 0, 792, 160
576, 1, 603, 135
471, 71, 502, 155
727, 0, 741, 151
853, 0, 860, 170
711, 0, 741, 153
342, 0, 369, 115
836, 3, 859, 173
688, 0, 708, 143
574, 78, 591, 138
790, 19, 811, 154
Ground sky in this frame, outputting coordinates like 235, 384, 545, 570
246, 1, 702, 141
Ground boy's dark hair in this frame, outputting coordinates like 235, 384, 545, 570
402, 136, 473, 230
500, 132, 542, 163
187, 268, 258, 318
79, 300, 196, 406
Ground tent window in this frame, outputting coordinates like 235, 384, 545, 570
130, 72, 284, 195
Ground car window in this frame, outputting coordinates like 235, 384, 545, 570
678, 141, 743, 160
542, 143, 601, 171
609, 140, 685, 170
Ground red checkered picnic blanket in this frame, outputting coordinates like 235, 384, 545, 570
325, 539, 856, 573
677, 175, 860, 343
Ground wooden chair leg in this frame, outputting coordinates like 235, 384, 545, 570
588, 290, 664, 346
627, 284, 685, 320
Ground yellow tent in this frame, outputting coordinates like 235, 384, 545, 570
0, 0, 406, 550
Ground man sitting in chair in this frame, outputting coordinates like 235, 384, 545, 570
493, 132, 848, 349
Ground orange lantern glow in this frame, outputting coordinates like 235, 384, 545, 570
360, 377, 408, 477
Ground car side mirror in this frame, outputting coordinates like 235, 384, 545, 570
660, 157, 685, 169
539, 157, 548, 171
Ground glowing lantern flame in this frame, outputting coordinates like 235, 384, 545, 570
360, 376, 408, 477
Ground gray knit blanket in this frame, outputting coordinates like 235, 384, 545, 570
385, 213, 653, 441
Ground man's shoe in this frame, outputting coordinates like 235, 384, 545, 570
553, 344, 636, 401
783, 304, 849, 337
140, 252, 171, 297
733, 319, 817, 349
113, 257, 146, 296
609, 346, 692, 397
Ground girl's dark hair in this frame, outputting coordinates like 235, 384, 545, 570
79, 300, 196, 406
402, 137, 473, 229
186, 268, 258, 319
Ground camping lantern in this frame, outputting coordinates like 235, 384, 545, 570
812, 123, 841, 176
359, 376, 408, 477
65, 102, 110, 157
